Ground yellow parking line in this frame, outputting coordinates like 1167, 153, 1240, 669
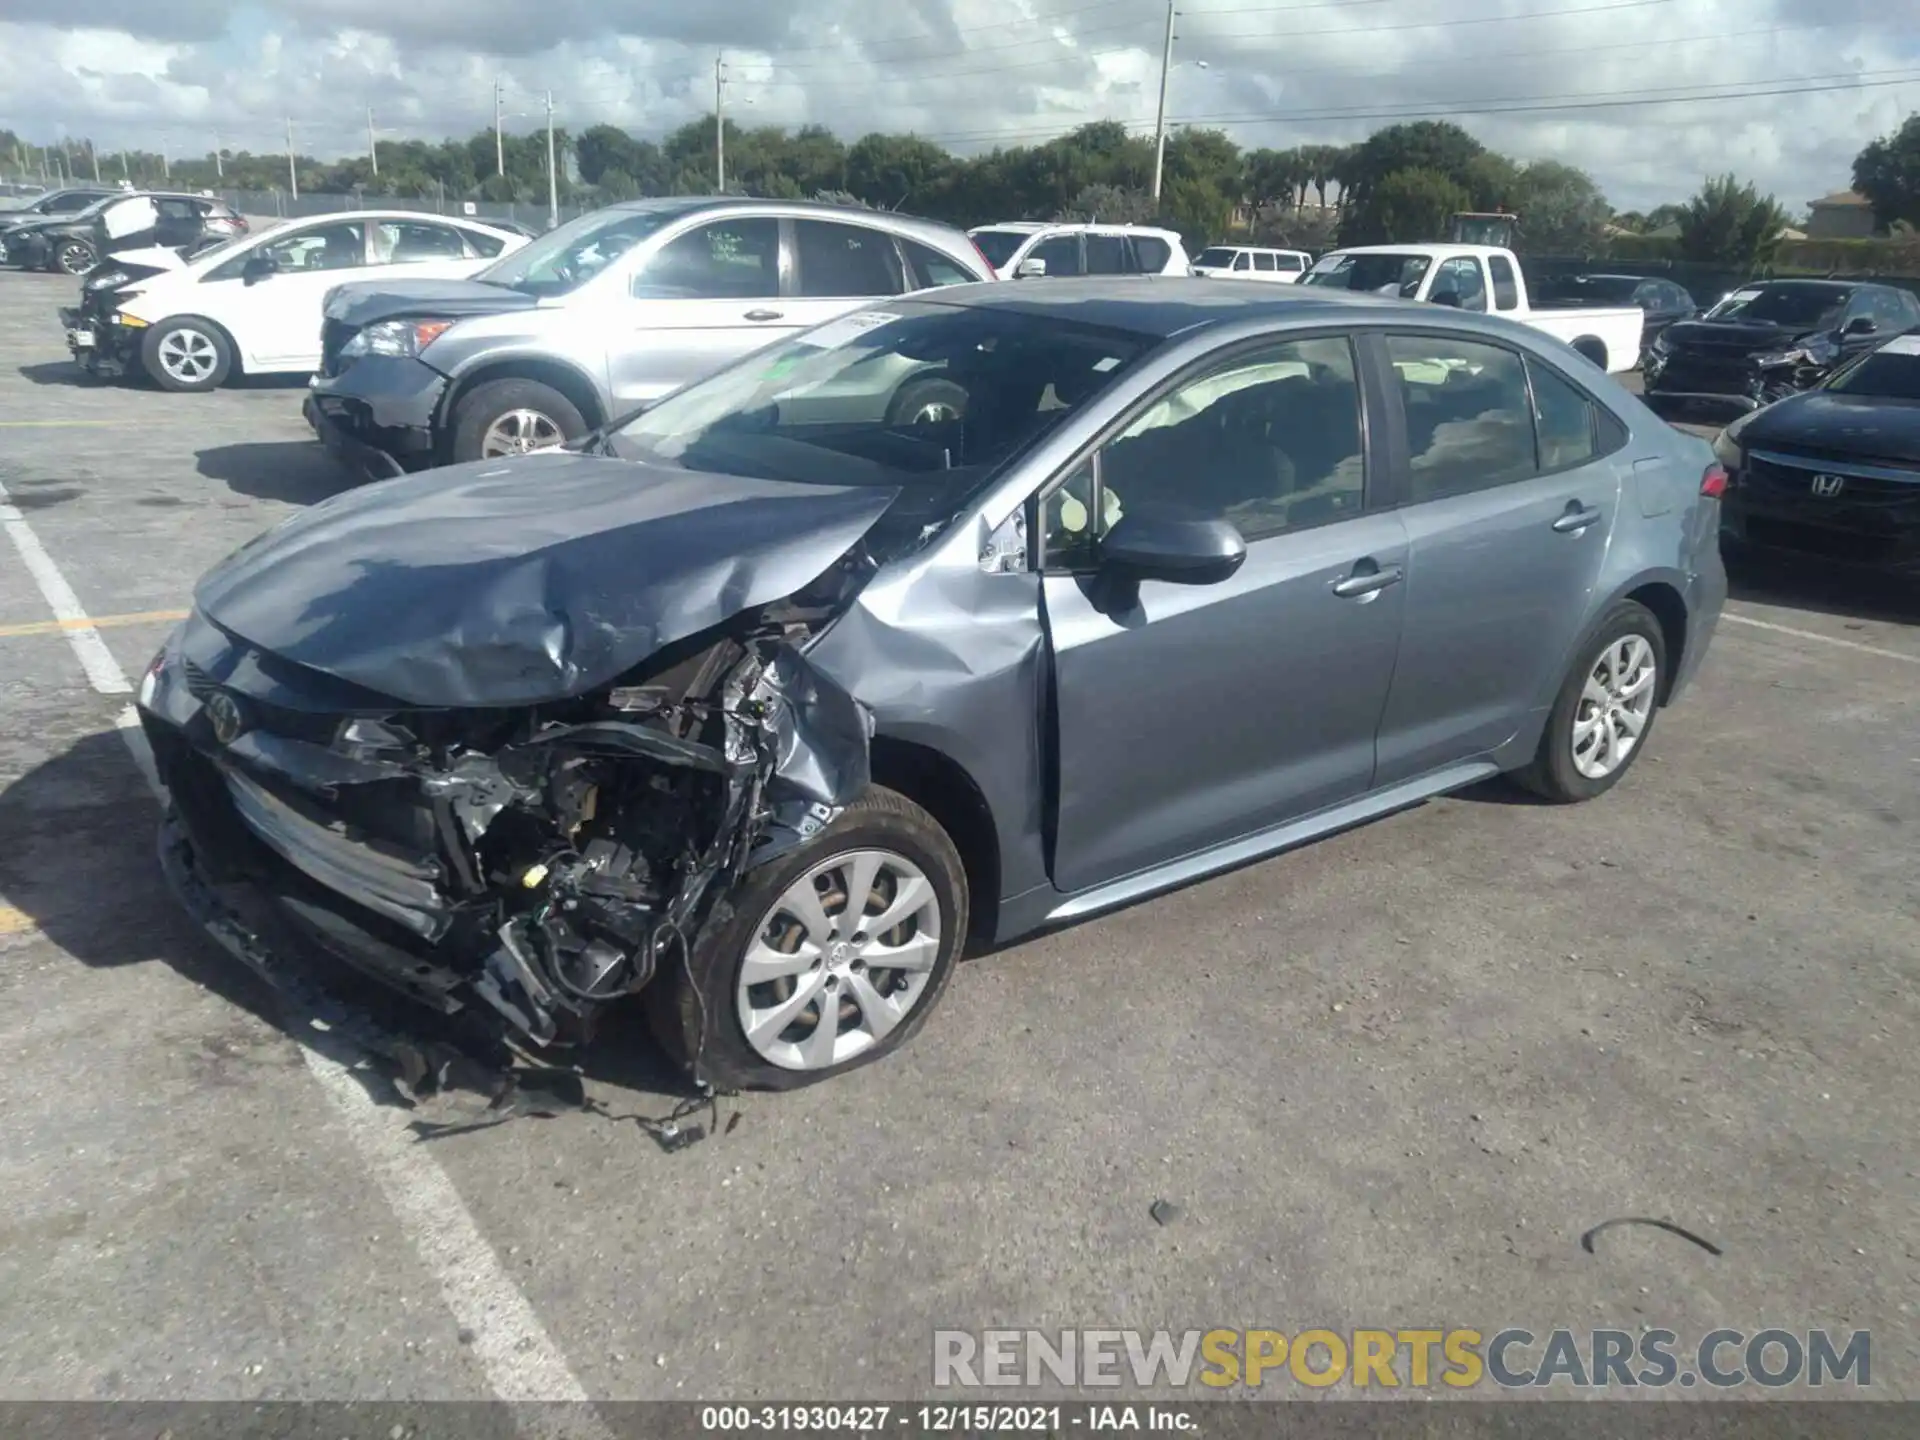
0, 608, 188, 639
0, 907, 35, 937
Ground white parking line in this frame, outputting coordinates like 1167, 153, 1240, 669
0, 475, 608, 1423
1722, 610, 1920, 666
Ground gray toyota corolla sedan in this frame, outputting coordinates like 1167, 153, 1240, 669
140, 278, 1727, 1090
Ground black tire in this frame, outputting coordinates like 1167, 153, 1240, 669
53, 238, 96, 276
646, 785, 968, 1092
1572, 337, 1608, 370
884, 376, 969, 429
449, 378, 587, 464
140, 317, 233, 393
1514, 600, 1668, 804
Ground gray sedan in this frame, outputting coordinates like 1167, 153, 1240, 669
142, 278, 1727, 1091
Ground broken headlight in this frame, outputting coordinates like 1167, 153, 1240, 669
333, 716, 420, 758
342, 318, 457, 359
85, 268, 131, 292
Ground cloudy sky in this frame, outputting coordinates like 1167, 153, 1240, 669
2, 0, 1916, 212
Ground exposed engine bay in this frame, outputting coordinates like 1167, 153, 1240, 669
144, 567, 873, 1082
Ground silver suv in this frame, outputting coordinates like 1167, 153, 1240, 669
305, 198, 996, 476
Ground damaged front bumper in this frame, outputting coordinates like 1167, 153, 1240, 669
140, 608, 872, 1077
60, 302, 140, 378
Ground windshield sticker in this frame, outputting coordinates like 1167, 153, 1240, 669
1092, 356, 1122, 372
1882, 334, 1920, 356
796, 311, 903, 349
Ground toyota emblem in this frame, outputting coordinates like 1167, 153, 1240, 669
205, 690, 247, 746
1809, 474, 1846, 498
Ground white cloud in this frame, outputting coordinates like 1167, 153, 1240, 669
0, 0, 1915, 210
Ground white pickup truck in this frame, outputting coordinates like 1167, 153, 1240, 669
1300, 243, 1645, 374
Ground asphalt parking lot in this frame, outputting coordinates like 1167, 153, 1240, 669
1, 265, 1916, 1411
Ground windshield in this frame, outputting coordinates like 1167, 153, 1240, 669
1302, 251, 1432, 298
1824, 335, 1920, 400
610, 300, 1154, 550
968, 230, 1028, 268
1195, 248, 1238, 267
475, 206, 682, 296
1705, 284, 1849, 328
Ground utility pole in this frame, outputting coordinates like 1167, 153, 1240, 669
213, 131, 223, 180
368, 106, 379, 178
715, 53, 727, 193
544, 90, 558, 230
90, 142, 101, 182
495, 79, 506, 177
1150, 0, 1177, 203
119, 151, 129, 182
285, 117, 298, 200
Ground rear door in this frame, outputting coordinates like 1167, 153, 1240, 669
608, 214, 785, 408
1369, 330, 1627, 785
1041, 331, 1408, 894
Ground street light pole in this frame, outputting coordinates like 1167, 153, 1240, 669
286, 117, 298, 201
544, 89, 558, 229
368, 106, 379, 178
495, 79, 506, 178
715, 53, 727, 193
1150, 0, 1177, 203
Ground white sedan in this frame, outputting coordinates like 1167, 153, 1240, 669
66, 210, 530, 392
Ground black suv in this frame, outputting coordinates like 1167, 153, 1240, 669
14, 192, 248, 275
1644, 279, 1920, 415
0, 186, 119, 264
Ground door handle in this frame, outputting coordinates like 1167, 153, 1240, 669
744, 308, 784, 322
1552, 504, 1604, 534
1330, 563, 1404, 599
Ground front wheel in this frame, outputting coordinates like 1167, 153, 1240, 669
449, 378, 586, 463
1514, 600, 1667, 803
54, 238, 97, 276
647, 786, 968, 1091
141, 317, 233, 392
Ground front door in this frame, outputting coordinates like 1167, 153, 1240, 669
202, 220, 371, 371
1371, 331, 1627, 785
1040, 334, 1408, 895
609, 215, 790, 409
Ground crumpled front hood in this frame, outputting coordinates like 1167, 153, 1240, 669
1741, 390, 1920, 465
323, 276, 537, 329
1663, 319, 1821, 355
194, 452, 899, 708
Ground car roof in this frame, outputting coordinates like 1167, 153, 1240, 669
921, 274, 1422, 338
253, 209, 519, 232
1742, 278, 1860, 292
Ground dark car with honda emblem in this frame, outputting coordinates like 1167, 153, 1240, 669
1714, 330, 1920, 572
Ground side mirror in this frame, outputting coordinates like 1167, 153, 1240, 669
1014, 257, 1047, 279
1099, 510, 1246, 587
242, 253, 278, 285
1842, 315, 1876, 337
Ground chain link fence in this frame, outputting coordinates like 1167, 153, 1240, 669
220, 188, 593, 230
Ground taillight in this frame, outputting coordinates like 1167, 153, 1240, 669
970, 239, 995, 277
1700, 463, 1728, 498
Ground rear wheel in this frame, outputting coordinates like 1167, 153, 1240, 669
884, 376, 969, 429
647, 786, 967, 1091
450, 378, 587, 463
1514, 600, 1667, 803
141, 317, 233, 392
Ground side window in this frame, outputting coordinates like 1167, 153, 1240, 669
155, 199, 198, 222
1231, 252, 1251, 271
1040, 458, 1105, 571
793, 219, 904, 298
1070, 335, 1365, 553
1026, 234, 1083, 277
1084, 234, 1129, 275
208, 222, 365, 280
1631, 282, 1658, 308
461, 228, 507, 258
1870, 289, 1908, 329
1474, 259, 1505, 314
634, 218, 780, 299
1529, 360, 1601, 472
900, 239, 976, 288
1387, 334, 1535, 501
1275, 254, 1304, 273
1130, 236, 1171, 272
1253, 252, 1276, 272
373, 221, 469, 264
1435, 256, 1490, 312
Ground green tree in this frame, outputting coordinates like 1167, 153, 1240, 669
1055, 183, 1156, 224
575, 123, 640, 185
1342, 121, 1485, 206
1507, 159, 1610, 254
1365, 167, 1472, 244
1677, 173, 1789, 269
1853, 112, 1920, 230
845, 133, 952, 209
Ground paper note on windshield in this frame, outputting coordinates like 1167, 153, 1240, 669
1882, 334, 1920, 355
797, 311, 901, 349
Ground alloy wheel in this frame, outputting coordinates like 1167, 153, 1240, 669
737, 849, 943, 1072
905, 399, 961, 426
1571, 634, 1657, 780
480, 408, 564, 457
156, 328, 220, 386
58, 242, 93, 275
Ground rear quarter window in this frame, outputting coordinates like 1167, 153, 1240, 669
1131, 236, 1172, 272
